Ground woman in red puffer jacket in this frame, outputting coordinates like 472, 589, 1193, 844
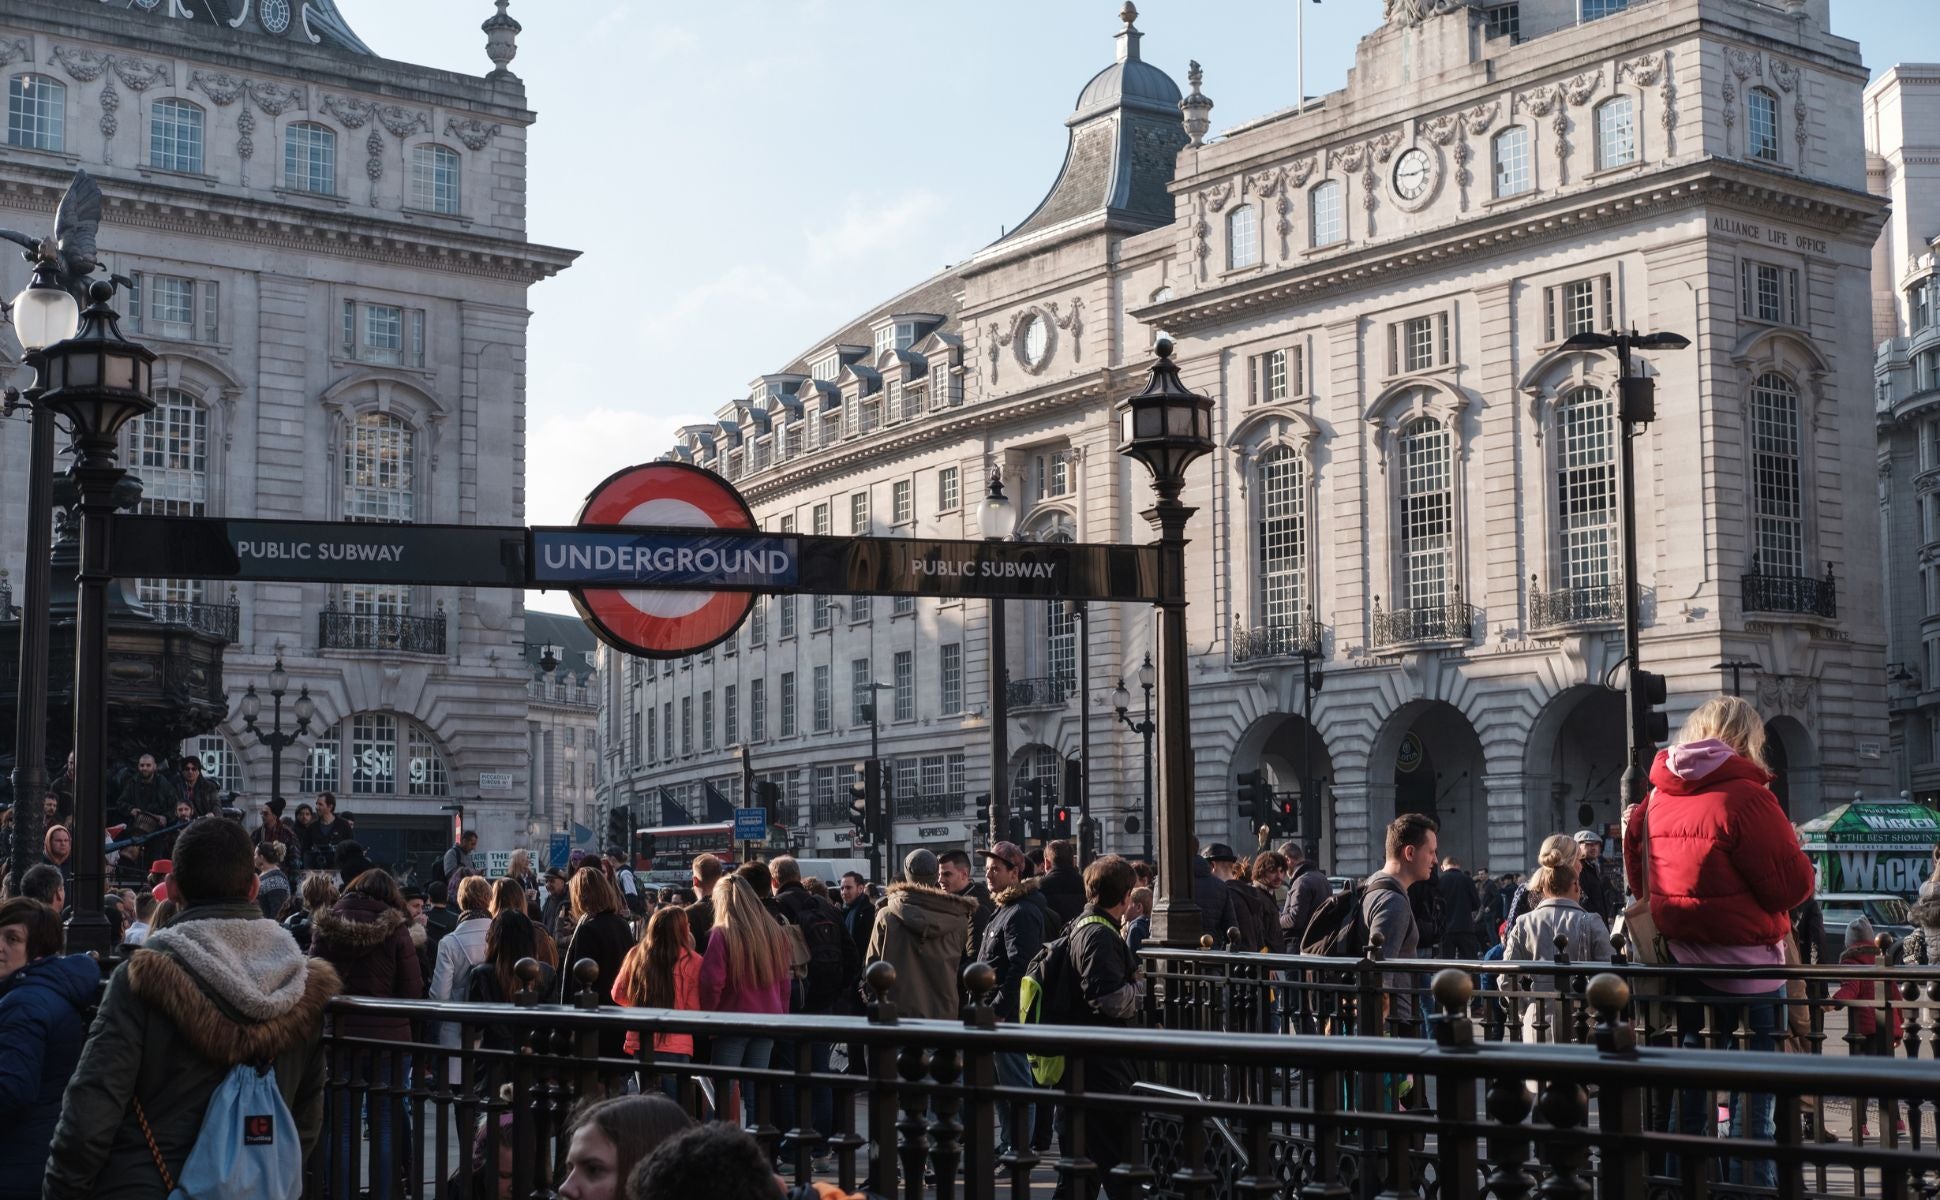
1622, 694, 1813, 1184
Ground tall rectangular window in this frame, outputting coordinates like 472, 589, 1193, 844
892, 480, 913, 525
150, 98, 205, 173
749, 598, 766, 646
1400, 315, 1449, 372
662, 702, 673, 760
850, 657, 872, 727
1594, 97, 1637, 171
940, 643, 963, 715
813, 666, 831, 733
780, 672, 797, 737
1741, 260, 1799, 325
1259, 348, 1290, 404
778, 594, 797, 639
852, 594, 871, 623
1399, 417, 1454, 610
893, 650, 915, 721
152, 276, 198, 339
7, 75, 65, 152
411, 144, 462, 214
1556, 387, 1618, 591
893, 593, 915, 618
1257, 447, 1308, 632
1751, 373, 1805, 576
700, 689, 715, 750
640, 709, 650, 765
1748, 88, 1781, 163
723, 683, 738, 746
1310, 181, 1344, 248
1493, 126, 1532, 197
850, 492, 869, 535
812, 594, 834, 631
938, 467, 960, 512
284, 122, 337, 194
749, 678, 766, 741
813, 503, 830, 536
680, 696, 693, 755
1227, 205, 1261, 269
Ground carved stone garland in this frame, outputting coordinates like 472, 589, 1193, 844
1769, 57, 1807, 163
444, 118, 500, 152
49, 46, 171, 164
1722, 47, 1762, 159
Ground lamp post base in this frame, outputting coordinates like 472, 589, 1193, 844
1149, 895, 1204, 950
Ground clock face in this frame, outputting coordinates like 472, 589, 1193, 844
1394, 148, 1432, 201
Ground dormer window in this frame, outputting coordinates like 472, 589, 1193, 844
811, 354, 840, 382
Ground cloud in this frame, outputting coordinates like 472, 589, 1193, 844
523, 405, 688, 526
803, 190, 946, 267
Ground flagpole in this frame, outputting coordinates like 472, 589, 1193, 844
1298, 0, 1306, 112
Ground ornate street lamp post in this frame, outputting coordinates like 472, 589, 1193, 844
979, 474, 1017, 847
1110, 652, 1156, 862
240, 653, 314, 810
1116, 336, 1214, 948
36, 279, 156, 957
4, 257, 81, 888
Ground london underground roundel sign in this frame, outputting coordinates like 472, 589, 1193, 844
569, 462, 757, 659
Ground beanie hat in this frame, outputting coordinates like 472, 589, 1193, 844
1844, 916, 1877, 951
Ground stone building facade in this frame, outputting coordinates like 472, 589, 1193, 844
1867, 64, 1940, 804
0, 0, 575, 871
599, 0, 1889, 875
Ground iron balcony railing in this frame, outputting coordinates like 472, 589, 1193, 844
317, 605, 447, 654
893, 791, 964, 821
1743, 558, 1838, 619
1370, 593, 1478, 648
1231, 618, 1323, 664
1529, 579, 1624, 629
308, 948, 1940, 1200
1005, 675, 1071, 709
144, 598, 242, 643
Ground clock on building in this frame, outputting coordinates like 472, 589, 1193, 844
1393, 148, 1433, 201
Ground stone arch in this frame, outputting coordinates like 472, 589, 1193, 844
1369, 698, 1488, 867
1233, 710, 1336, 857
1764, 713, 1819, 815
1522, 683, 1628, 847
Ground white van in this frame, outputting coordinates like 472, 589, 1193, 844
786, 857, 872, 886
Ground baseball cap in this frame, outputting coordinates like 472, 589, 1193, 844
1572, 829, 1601, 845
147, 859, 173, 876
980, 841, 1025, 873
544, 867, 568, 883
1203, 842, 1238, 862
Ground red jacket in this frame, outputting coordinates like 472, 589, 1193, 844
1624, 742, 1814, 948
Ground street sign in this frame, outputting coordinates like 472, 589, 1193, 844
478, 771, 515, 791
568, 463, 759, 659
547, 832, 571, 870
733, 807, 769, 842
530, 525, 1159, 602
111, 516, 527, 587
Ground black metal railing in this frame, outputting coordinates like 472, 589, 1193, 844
893, 791, 964, 821
307, 953, 1940, 1200
1005, 675, 1071, 709
1529, 580, 1623, 629
1370, 594, 1478, 648
1744, 559, 1839, 619
145, 598, 242, 642
1231, 619, 1323, 664
317, 605, 447, 654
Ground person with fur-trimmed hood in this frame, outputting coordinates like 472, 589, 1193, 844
863, 849, 977, 1020
308, 867, 425, 1036
42, 815, 340, 1200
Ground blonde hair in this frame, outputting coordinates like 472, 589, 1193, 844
1677, 695, 1769, 771
457, 875, 493, 912
508, 849, 532, 878
1530, 859, 1579, 899
299, 872, 339, 914
713, 874, 787, 994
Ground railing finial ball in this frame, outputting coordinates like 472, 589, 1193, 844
514, 956, 541, 983
574, 957, 600, 984
1430, 967, 1473, 1012
1199, 934, 1215, 950
963, 960, 997, 998
1585, 972, 1630, 1014
865, 959, 897, 998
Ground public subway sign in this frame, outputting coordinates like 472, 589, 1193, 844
111, 516, 528, 587
529, 526, 1157, 603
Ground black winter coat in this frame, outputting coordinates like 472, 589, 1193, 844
308, 893, 423, 1042
1190, 857, 1237, 940
977, 878, 1049, 1022
1066, 904, 1140, 1092
556, 910, 635, 1058
1037, 865, 1086, 926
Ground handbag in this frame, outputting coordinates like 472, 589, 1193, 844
1614, 798, 1673, 976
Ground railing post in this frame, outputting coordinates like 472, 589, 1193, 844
1430, 971, 1481, 1200
959, 964, 998, 1200
864, 962, 902, 1197
895, 1043, 930, 1200
1484, 1076, 1535, 1200
927, 1046, 963, 1200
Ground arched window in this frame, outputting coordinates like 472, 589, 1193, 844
1227, 205, 1260, 269
1748, 87, 1781, 163
302, 714, 451, 797
1398, 416, 1453, 610
150, 98, 205, 173
186, 734, 240, 795
1492, 126, 1531, 197
1594, 96, 1637, 170
125, 388, 210, 607
1310, 181, 1344, 248
1014, 745, 1064, 808
1257, 446, 1308, 631
284, 121, 336, 194
7, 74, 64, 151
411, 143, 461, 214
1555, 386, 1617, 590
1750, 372, 1804, 576
343, 411, 416, 523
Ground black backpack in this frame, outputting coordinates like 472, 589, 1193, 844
783, 892, 856, 1012
1300, 876, 1402, 958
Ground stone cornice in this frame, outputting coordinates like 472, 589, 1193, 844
1139, 162, 1885, 335
0, 161, 576, 284
738, 370, 1128, 507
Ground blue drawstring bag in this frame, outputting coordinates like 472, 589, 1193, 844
136, 1061, 301, 1200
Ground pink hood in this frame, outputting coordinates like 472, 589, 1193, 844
1665, 737, 1739, 782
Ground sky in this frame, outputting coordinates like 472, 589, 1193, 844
341, 0, 1940, 615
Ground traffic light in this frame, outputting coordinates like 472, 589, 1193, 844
1016, 779, 1042, 837
1006, 814, 1028, 845
605, 806, 630, 853
1050, 805, 1072, 839
632, 831, 657, 866
1237, 770, 1272, 833
754, 780, 781, 809
1632, 669, 1670, 746
848, 771, 870, 843
1274, 796, 1299, 837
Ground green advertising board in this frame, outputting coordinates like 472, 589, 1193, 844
1797, 800, 1940, 896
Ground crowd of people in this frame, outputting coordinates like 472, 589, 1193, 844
3, 693, 1939, 1197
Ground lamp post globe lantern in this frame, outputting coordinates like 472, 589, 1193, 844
240, 684, 262, 725
1111, 679, 1132, 716
1137, 651, 1156, 692
37, 280, 157, 454
294, 687, 316, 727
10, 261, 82, 352
978, 475, 1017, 541
1117, 335, 1216, 948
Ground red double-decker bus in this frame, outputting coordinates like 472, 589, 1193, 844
632, 821, 790, 883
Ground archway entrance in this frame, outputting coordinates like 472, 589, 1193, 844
1233, 712, 1335, 856
1532, 686, 1628, 838
1375, 701, 1486, 866
1764, 716, 1819, 814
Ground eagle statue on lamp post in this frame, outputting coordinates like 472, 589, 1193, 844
0, 168, 107, 311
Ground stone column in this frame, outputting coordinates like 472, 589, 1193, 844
1482, 772, 1543, 873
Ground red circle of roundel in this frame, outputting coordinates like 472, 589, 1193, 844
568, 462, 756, 660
